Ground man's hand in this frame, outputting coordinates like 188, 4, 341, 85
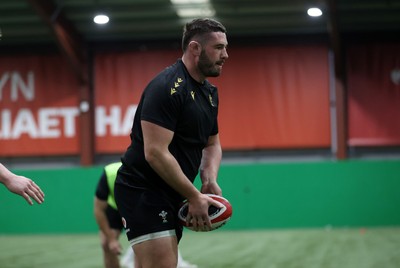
108, 239, 122, 255
5, 175, 45, 205
186, 193, 223, 232
201, 181, 222, 196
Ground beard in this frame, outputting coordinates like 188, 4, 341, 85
198, 50, 222, 77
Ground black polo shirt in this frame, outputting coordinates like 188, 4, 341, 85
119, 59, 219, 202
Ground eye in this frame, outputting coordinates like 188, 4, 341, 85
215, 45, 226, 50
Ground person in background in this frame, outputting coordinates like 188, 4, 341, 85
114, 17, 228, 268
0, 163, 45, 205
94, 162, 197, 268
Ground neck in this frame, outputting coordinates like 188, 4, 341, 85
182, 55, 205, 83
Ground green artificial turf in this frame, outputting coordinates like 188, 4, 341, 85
1, 228, 400, 268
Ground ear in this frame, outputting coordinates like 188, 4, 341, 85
188, 41, 202, 56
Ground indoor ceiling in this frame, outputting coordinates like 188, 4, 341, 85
0, 0, 400, 48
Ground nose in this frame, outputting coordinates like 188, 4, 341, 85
221, 47, 228, 60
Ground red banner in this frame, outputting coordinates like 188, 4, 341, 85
0, 55, 81, 156
1, 45, 331, 157
211, 45, 331, 149
347, 43, 400, 146
94, 50, 181, 153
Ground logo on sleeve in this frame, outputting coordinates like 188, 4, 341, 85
170, 77, 183, 95
209, 94, 215, 107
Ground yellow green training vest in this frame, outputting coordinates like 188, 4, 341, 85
104, 162, 121, 210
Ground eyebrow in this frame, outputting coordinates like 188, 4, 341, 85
213, 43, 228, 48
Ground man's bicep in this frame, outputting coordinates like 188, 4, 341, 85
94, 197, 108, 211
141, 120, 174, 150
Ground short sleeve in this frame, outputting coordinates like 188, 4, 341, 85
141, 78, 183, 131
210, 85, 219, 135
211, 119, 218, 135
95, 170, 109, 201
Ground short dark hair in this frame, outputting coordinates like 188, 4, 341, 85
182, 18, 227, 52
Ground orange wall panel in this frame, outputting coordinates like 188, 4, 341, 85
1, 45, 331, 157
0, 55, 80, 156
94, 50, 181, 153
211, 45, 331, 149
347, 43, 400, 146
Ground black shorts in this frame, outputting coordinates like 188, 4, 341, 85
106, 205, 124, 230
114, 182, 183, 246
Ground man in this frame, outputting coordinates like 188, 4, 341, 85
114, 18, 228, 268
94, 162, 126, 268
95, 162, 197, 268
0, 163, 45, 205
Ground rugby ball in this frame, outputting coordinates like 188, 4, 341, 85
178, 194, 232, 231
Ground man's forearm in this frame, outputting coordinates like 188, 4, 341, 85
200, 142, 222, 184
146, 149, 201, 201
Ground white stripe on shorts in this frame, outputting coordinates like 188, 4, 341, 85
129, 230, 176, 246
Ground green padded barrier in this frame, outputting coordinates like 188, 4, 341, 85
1, 160, 399, 233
